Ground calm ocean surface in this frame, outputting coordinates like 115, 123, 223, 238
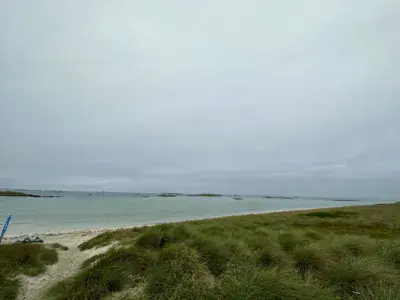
0, 191, 396, 236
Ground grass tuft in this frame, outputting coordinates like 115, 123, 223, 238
146, 244, 211, 299
0, 244, 57, 299
377, 240, 400, 269
0, 275, 19, 300
302, 210, 357, 219
258, 245, 288, 268
325, 257, 396, 296
291, 243, 329, 275
277, 231, 307, 252
78, 227, 147, 250
80, 253, 106, 269
49, 243, 69, 251
48, 246, 156, 300
188, 235, 232, 276
209, 267, 336, 300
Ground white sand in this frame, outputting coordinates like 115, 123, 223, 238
8, 230, 116, 300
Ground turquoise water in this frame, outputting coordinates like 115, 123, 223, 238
0, 192, 395, 236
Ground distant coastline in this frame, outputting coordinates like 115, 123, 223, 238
263, 196, 296, 199
0, 188, 387, 203
0, 190, 41, 197
0, 190, 61, 198
186, 193, 222, 197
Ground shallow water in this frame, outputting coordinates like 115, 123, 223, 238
0, 191, 395, 236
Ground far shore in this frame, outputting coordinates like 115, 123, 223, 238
0, 190, 41, 197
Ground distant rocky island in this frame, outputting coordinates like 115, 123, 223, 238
263, 196, 295, 199
0, 190, 61, 198
0, 190, 41, 197
157, 193, 177, 197
186, 193, 222, 197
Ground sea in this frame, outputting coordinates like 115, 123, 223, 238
0, 190, 397, 236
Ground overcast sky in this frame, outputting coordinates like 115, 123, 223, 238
1, 1, 399, 198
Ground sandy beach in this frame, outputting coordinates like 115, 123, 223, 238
1, 202, 398, 300
1, 204, 369, 246
3, 230, 114, 300
0, 209, 306, 299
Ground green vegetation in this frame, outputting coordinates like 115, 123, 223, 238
44, 202, 400, 300
0, 244, 58, 300
195, 194, 222, 197
0, 190, 40, 197
302, 210, 358, 218
48, 243, 69, 251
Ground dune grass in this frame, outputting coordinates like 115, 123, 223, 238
49, 243, 69, 251
0, 244, 58, 300
45, 202, 400, 300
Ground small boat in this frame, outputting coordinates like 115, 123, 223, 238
233, 195, 243, 200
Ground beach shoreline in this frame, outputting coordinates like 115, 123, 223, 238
2, 203, 383, 245
2, 207, 307, 241
2, 202, 399, 300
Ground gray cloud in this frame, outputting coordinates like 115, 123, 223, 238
1, 1, 399, 198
